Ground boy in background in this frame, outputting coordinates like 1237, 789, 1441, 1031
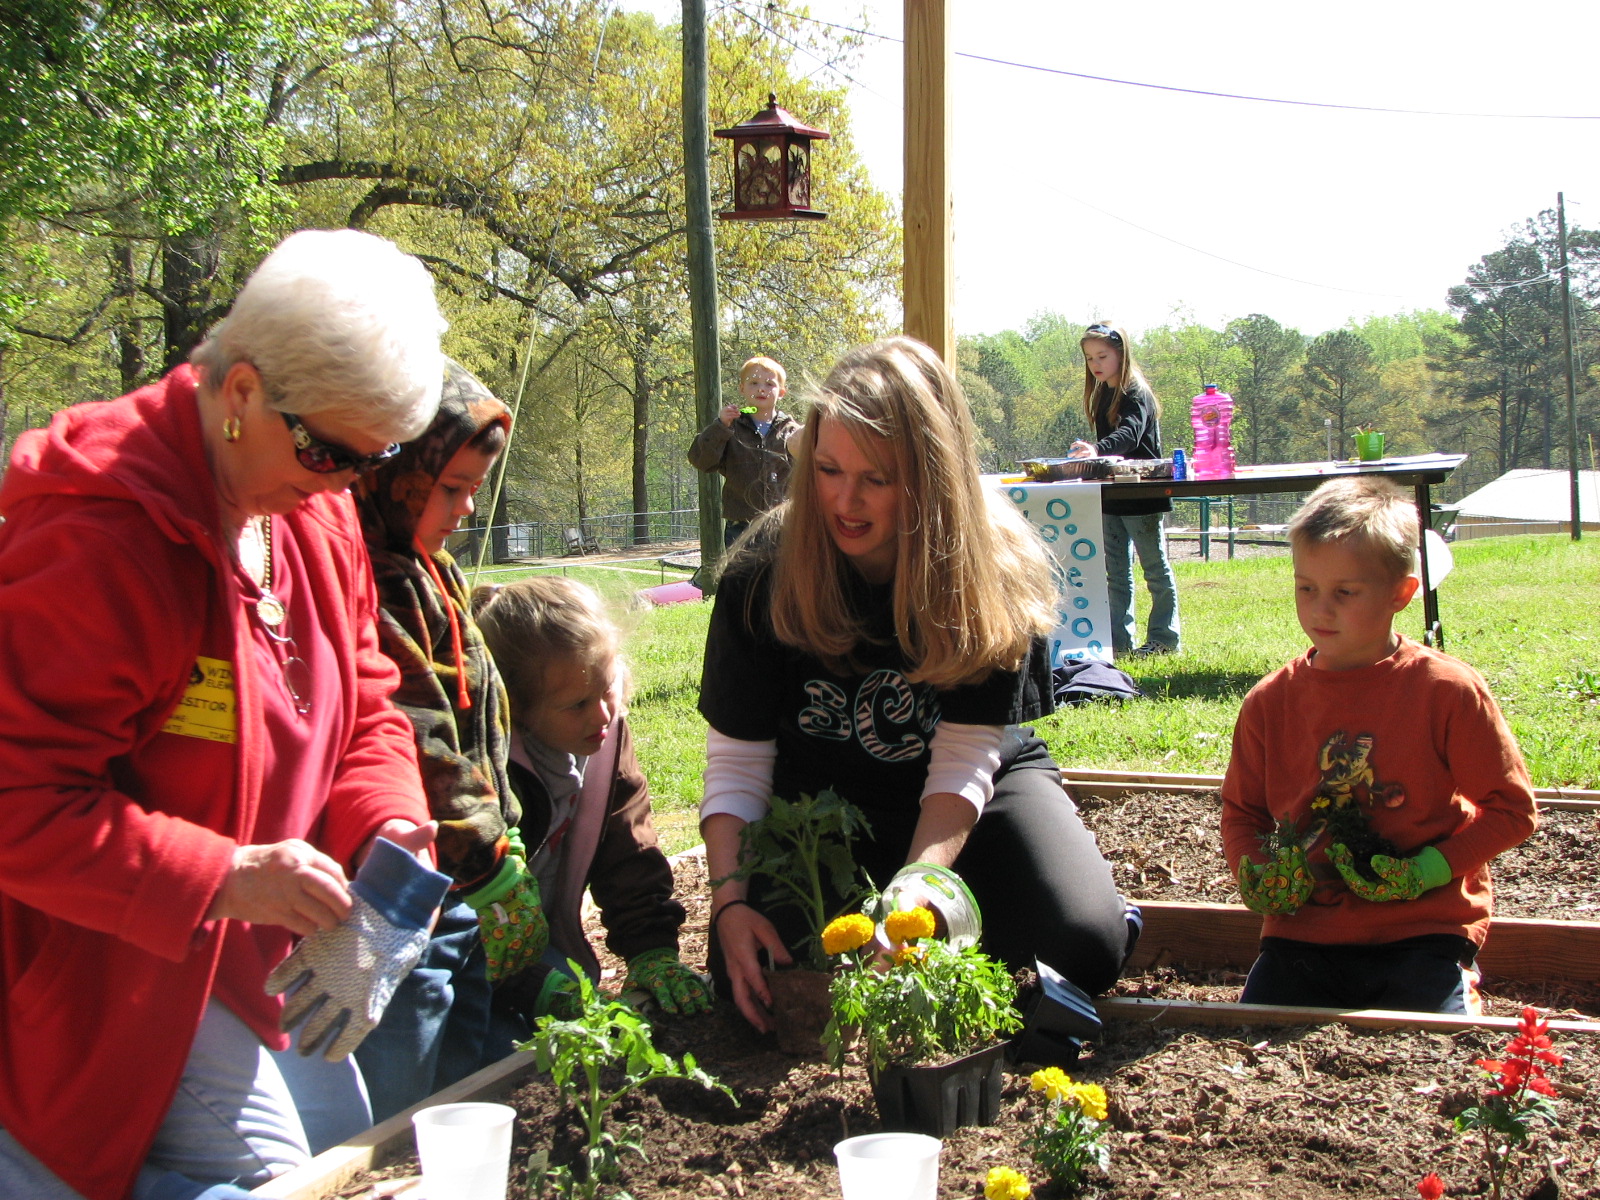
1220, 476, 1536, 1014
687, 355, 799, 547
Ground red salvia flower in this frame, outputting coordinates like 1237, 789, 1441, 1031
1417, 1172, 1446, 1200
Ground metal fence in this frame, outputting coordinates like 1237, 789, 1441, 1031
451, 508, 701, 562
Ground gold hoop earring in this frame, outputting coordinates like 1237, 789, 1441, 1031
222, 416, 242, 443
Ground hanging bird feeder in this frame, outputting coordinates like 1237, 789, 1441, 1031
714, 93, 831, 221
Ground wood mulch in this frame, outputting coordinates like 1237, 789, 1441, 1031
347, 792, 1600, 1199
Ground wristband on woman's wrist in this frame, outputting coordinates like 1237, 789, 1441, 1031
712, 898, 755, 929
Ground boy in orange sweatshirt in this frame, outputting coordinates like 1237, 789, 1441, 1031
1220, 476, 1536, 1013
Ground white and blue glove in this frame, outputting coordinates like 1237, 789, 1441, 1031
265, 837, 450, 1061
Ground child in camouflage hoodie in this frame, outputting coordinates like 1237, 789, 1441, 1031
353, 359, 543, 1119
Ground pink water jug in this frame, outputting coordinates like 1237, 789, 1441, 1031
1189, 384, 1235, 480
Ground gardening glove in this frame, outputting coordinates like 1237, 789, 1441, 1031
496, 961, 586, 1022
463, 853, 549, 983
623, 948, 713, 1016
1235, 845, 1314, 916
266, 837, 450, 1061
1328, 843, 1452, 903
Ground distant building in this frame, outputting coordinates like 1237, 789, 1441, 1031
1449, 469, 1600, 540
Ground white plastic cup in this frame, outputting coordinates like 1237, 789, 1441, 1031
411, 1102, 516, 1200
833, 1132, 941, 1200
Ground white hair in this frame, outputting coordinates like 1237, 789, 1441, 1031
190, 229, 448, 442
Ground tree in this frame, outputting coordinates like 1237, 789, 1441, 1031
1432, 210, 1600, 478
0, 0, 900, 530
1224, 314, 1303, 466
0, 0, 360, 367
1299, 328, 1379, 448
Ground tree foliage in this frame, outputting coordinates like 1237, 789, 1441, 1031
0, 0, 898, 531
1431, 210, 1600, 483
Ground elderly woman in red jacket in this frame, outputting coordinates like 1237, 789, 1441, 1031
0, 230, 449, 1200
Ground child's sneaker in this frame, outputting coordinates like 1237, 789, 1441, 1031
1131, 642, 1176, 657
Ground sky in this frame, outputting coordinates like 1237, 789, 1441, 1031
631, 0, 1600, 340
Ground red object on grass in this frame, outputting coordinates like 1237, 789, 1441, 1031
638, 581, 703, 607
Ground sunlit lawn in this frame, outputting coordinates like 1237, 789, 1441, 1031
470, 536, 1600, 855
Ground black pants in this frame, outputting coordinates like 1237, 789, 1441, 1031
710, 734, 1136, 998
1241, 934, 1477, 1014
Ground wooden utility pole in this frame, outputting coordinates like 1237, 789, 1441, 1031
683, 0, 724, 582
1558, 192, 1582, 541
902, 0, 954, 367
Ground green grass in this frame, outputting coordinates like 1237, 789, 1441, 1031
550, 536, 1600, 855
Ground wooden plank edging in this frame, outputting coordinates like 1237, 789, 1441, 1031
1062, 767, 1600, 811
1096, 996, 1600, 1035
1129, 898, 1600, 984
250, 1050, 539, 1198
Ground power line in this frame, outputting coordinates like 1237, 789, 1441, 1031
1047, 185, 1406, 299
779, 9, 1600, 122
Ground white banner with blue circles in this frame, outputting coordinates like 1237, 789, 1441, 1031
997, 480, 1112, 665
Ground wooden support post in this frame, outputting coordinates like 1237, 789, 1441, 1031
902, 0, 953, 367
683, 0, 724, 587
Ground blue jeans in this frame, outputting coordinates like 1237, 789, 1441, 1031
1241, 935, 1476, 1014
0, 998, 368, 1199
353, 902, 526, 1123
1102, 512, 1179, 655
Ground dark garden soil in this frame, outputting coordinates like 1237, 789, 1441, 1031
352, 793, 1600, 1200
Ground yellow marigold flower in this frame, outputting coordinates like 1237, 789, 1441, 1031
984, 1165, 1032, 1200
883, 906, 936, 944
893, 945, 925, 967
820, 913, 875, 956
1070, 1082, 1109, 1121
1029, 1066, 1073, 1103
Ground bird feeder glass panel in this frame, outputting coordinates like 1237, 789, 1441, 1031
734, 139, 786, 210
787, 143, 811, 207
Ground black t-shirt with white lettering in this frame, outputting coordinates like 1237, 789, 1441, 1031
698, 553, 1054, 842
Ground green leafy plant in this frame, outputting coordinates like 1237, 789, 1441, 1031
1022, 1067, 1112, 1192
716, 789, 872, 969
822, 915, 1020, 1074
519, 969, 733, 1199
1303, 794, 1402, 883
1453, 1006, 1564, 1200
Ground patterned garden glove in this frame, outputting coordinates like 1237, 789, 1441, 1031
1329, 843, 1452, 903
266, 838, 450, 1061
463, 854, 549, 983
623, 948, 713, 1016
1236, 845, 1314, 916
496, 961, 585, 1022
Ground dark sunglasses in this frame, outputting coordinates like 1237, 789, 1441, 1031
280, 411, 401, 475
1084, 324, 1123, 345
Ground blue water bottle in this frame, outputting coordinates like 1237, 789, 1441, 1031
1172, 448, 1187, 481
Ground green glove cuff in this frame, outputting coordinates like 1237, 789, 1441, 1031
462, 854, 530, 911
536, 967, 582, 1017
1415, 845, 1452, 890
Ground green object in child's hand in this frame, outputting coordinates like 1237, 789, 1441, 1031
1236, 845, 1313, 916
739, 405, 758, 414
1328, 842, 1450, 902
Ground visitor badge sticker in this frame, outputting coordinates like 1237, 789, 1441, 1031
998, 481, 1112, 664
161, 655, 239, 743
